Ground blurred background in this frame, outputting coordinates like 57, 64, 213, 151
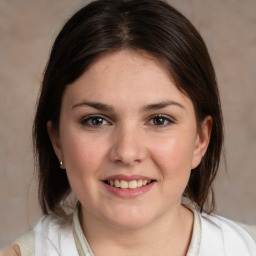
0, 0, 256, 248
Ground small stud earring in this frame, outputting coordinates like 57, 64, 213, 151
60, 160, 63, 166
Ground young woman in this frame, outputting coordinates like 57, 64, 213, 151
3, 0, 256, 255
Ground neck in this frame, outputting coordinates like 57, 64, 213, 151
80, 205, 193, 256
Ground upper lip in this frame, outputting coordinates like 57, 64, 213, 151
102, 174, 155, 182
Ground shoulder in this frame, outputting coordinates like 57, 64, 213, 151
14, 230, 34, 256
33, 214, 78, 256
33, 213, 74, 242
0, 244, 21, 256
235, 222, 256, 241
199, 212, 256, 255
0, 230, 34, 256
7, 214, 75, 256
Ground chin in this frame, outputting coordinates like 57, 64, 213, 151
104, 208, 153, 230
108, 218, 149, 230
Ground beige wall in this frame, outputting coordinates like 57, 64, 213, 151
0, 0, 255, 247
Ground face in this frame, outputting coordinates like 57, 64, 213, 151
48, 50, 211, 229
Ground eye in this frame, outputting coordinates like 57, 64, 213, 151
148, 114, 173, 126
82, 115, 110, 127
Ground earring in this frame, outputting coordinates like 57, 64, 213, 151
60, 160, 63, 167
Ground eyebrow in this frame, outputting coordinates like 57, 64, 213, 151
141, 101, 185, 112
71, 100, 185, 112
71, 101, 114, 111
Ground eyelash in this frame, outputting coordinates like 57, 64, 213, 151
80, 114, 174, 128
81, 115, 111, 127
147, 114, 174, 127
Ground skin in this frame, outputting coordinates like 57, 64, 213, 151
48, 50, 212, 256
0, 244, 21, 256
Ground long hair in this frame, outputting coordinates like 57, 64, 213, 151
33, 0, 224, 216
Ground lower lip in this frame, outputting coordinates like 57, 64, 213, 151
102, 182, 155, 199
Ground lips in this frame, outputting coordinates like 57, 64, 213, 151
102, 175, 155, 198
106, 179, 152, 189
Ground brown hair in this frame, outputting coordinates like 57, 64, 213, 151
33, 0, 223, 216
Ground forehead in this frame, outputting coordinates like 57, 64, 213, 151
82, 50, 170, 84
62, 50, 193, 111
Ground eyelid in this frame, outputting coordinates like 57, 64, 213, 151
147, 114, 175, 126
81, 114, 112, 126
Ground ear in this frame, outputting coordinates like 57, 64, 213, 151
191, 116, 212, 169
47, 121, 65, 169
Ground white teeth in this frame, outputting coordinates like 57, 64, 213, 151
120, 180, 128, 189
114, 179, 120, 187
137, 180, 143, 187
107, 179, 152, 189
142, 180, 148, 185
129, 180, 137, 189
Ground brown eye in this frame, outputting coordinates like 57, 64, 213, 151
149, 115, 173, 126
91, 116, 104, 125
153, 116, 166, 125
82, 115, 109, 126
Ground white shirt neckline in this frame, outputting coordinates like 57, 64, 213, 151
72, 204, 202, 256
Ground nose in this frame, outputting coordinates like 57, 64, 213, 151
109, 124, 147, 166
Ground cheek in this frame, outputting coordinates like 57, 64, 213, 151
151, 135, 195, 177
151, 137, 194, 198
60, 132, 108, 203
61, 131, 107, 178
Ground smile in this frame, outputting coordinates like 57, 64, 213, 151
106, 179, 152, 189
102, 175, 156, 198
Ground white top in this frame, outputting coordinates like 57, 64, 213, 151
33, 215, 79, 256
16, 206, 256, 256
199, 212, 256, 255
